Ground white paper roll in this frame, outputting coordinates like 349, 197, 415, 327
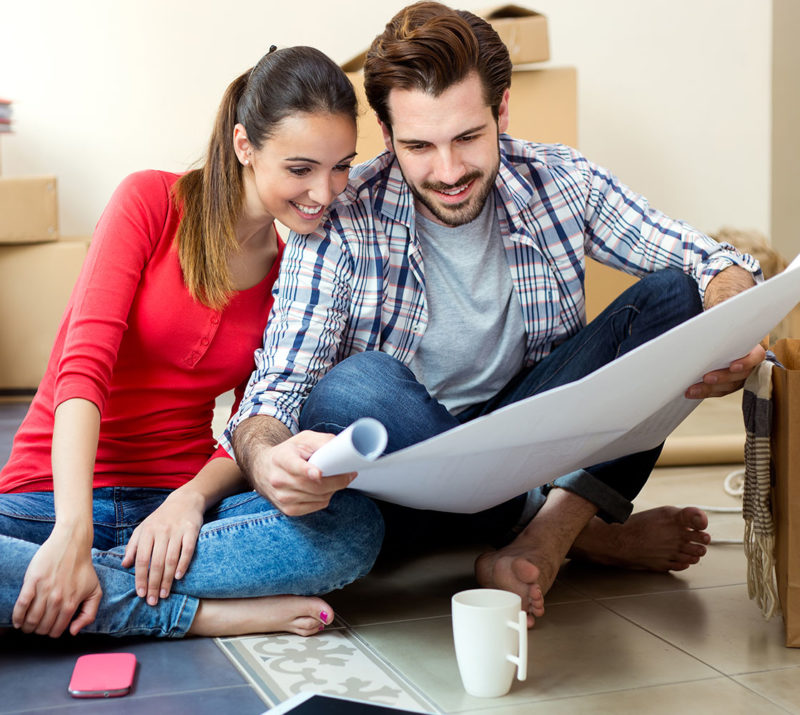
308, 417, 388, 476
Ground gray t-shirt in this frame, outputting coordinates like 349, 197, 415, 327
409, 198, 526, 414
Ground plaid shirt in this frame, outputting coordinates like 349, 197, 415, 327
222, 136, 760, 448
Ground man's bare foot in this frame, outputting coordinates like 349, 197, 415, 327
188, 595, 333, 637
475, 488, 599, 628
569, 506, 710, 572
475, 545, 547, 628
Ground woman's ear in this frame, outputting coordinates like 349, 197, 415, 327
233, 123, 252, 166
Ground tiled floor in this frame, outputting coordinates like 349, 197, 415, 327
2, 399, 799, 713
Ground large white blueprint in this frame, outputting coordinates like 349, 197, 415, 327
339, 255, 800, 513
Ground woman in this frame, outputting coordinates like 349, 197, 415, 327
0, 46, 382, 639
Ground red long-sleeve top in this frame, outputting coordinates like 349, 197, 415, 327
0, 170, 282, 493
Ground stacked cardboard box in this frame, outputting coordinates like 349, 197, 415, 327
342, 5, 632, 320
0, 176, 90, 391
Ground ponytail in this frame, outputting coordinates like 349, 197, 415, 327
173, 71, 248, 310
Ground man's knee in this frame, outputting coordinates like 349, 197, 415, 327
300, 351, 413, 432
641, 268, 703, 321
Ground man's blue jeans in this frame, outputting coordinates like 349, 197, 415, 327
299, 269, 703, 554
0, 487, 382, 637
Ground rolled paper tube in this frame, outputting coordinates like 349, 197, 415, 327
308, 417, 388, 475
656, 433, 745, 467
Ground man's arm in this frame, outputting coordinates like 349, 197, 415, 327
574, 151, 764, 398
578, 148, 762, 295
233, 414, 356, 517
685, 264, 766, 399
702, 263, 758, 310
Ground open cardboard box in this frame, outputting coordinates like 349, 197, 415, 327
482, 4, 549, 64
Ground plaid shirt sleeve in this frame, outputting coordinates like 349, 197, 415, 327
574, 149, 762, 297
220, 223, 355, 451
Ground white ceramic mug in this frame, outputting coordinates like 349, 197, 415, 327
451, 588, 527, 698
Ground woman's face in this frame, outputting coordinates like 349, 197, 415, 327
237, 112, 357, 234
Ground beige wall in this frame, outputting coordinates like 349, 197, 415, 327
0, 0, 778, 255
771, 0, 800, 261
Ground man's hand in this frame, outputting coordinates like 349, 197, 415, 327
251, 430, 356, 516
685, 342, 767, 399
122, 490, 205, 605
12, 528, 102, 637
685, 264, 764, 399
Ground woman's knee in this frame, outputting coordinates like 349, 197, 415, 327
308, 490, 384, 591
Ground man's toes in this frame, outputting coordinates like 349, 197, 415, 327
528, 587, 545, 618
679, 506, 708, 531
680, 541, 707, 558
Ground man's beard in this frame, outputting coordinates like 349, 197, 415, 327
406, 159, 500, 227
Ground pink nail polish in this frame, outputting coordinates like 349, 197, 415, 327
318, 624, 325, 631
320, 610, 329, 623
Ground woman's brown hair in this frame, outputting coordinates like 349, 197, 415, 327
363, 1, 512, 135
173, 46, 357, 309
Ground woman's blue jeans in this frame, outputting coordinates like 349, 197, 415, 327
299, 269, 703, 555
0, 487, 383, 638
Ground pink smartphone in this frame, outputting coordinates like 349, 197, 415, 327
67, 653, 137, 698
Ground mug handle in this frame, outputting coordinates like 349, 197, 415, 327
506, 611, 527, 681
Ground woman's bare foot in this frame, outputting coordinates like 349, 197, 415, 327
569, 506, 710, 571
188, 595, 333, 637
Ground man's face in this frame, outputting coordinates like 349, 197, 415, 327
380, 72, 509, 227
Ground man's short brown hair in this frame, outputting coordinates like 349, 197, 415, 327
363, 1, 512, 132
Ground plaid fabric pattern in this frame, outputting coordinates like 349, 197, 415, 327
743, 357, 779, 618
222, 137, 761, 448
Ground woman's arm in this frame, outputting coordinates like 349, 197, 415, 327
12, 398, 103, 637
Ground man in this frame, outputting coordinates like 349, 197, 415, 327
222, 2, 763, 626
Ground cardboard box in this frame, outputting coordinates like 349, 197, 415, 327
506, 67, 577, 145
0, 237, 89, 390
584, 260, 638, 322
0, 176, 59, 243
483, 4, 549, 64
347, 65, 577, 160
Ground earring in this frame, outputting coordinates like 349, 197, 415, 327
243, 159, 249, 166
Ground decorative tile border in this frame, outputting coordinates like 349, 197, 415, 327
216, 627, 441, 713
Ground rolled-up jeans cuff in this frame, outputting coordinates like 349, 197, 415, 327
552, 469, 633, 523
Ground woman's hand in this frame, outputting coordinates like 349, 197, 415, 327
12, 527, 102, 637
122, 489, 205, 605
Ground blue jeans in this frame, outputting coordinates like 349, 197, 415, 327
299, 269, 703, 554
0, 487, 383, 638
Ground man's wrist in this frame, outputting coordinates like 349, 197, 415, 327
232, 415, 290, 487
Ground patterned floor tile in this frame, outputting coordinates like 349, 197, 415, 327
216, 629, 440, 713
